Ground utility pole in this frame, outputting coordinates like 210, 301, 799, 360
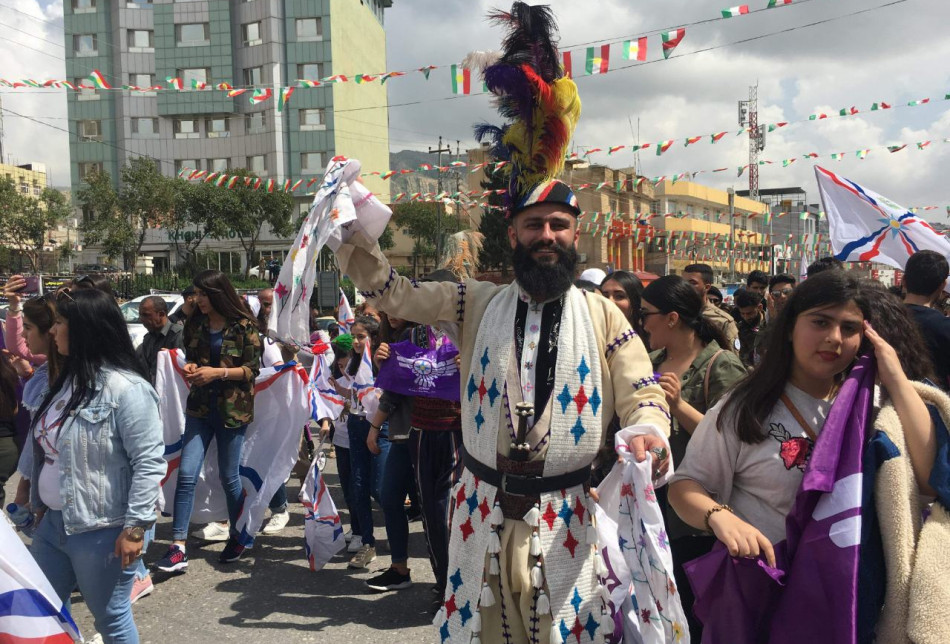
454, 140, 462, 228
727, 187, 736, 282
428, 135, 451, 264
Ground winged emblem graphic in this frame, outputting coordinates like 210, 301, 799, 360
397, 354, 458, 391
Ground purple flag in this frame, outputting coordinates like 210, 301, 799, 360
375, 339, 460, 401
684, 355, 876, 644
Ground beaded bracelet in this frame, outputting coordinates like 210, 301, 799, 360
703, 504, 734, 533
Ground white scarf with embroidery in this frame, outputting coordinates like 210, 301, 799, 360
436, 283, 610, 644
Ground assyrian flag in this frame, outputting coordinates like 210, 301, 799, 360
156, 350, 312, 548
337, 289, 355, 332
768, 0, 792, 6
87, 70, 111, 89
0, 520, 82, 643
586, 45, 610, 74
661, 29, 686, 59
299, 448, 345, 571
711, 131, 728, 143
309, 351, 345, 423
656, 140, 675, 156
451, 64, 471, 94
816, 165, 950, 269
722, 5, 750, 18
351, 344, 380, 418
563, 51, 574, 78
622, 37, 647, 61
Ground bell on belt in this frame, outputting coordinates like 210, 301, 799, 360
510, 402, 534, 462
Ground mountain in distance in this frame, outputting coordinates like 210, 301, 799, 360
388, 149, 470, 196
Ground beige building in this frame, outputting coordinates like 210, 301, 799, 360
1, 162, 48, 197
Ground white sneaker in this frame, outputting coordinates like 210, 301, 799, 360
347, 535, 363, 553
261, 511, 290, 534
343, 529, 353, 543
87, 634, 104, 644
192, 522, 230, 542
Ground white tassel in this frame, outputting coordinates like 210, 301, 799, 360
601, 610, 614, 636
586, 524, 598, 546
471, 636, 481, 644
530, 530, 542, 557
550, 622, 564, 644
597, 584, 611, 603
489, 554, 500, 576
471, 611, 482, 633
488, 530, 501, 554
490, 501, 505, 526
523, 503, 541, 526
537, 589, 551, 615
480, 582, 495, 608
531, 562, 544, 589
431, 607, 445, 628
594, 551, 608, 577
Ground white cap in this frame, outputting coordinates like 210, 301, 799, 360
579, 268, 607, 285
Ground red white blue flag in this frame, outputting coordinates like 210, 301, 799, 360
816, 165, 950, 269
337, 289, 355, 332
298, 451, 345, 571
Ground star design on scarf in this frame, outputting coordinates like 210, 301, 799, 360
570, 417, 587, 445
558, 499, 574, 526
583, 612, 599, 639
573, 386, 589, 414
573, 496, 586, 525
480, 348, 491, 371
478, 498, 491, 522
557, 384, 573, 414
450, 568, 463, 593
570, 616, 585, 642
474, 408, 485, 432
576, 356, 590, 384
570, 588, 583, 614
487, 380, 500, 406
459, 517, 474, 541
466, 489, 479, 515
589, 387, 602, 416
439, 621, 450, 643
444, 594, 458, 618
542, 502, 557, 530
467, 375, 478, 401
564, 530, 579, 558
458, 601, 472, 626
455, 484, 467, 510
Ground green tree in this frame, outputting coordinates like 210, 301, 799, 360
0, 180, 71, 271
477, 167, 511, 276
392, 201, 461, 276
169, 179, 232, 274
77, 158, 175, 270
222, 169, 295, 278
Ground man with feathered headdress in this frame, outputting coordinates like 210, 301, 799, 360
331, 4, 672, 642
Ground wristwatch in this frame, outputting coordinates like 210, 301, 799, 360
124, 526, 146, 542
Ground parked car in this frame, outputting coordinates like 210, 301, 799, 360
75, 263, 122, 274
121, 293, 184, 348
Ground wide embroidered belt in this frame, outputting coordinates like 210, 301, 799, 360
460, 446, 591, 520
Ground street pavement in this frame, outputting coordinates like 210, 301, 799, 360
6, 456, 441, 643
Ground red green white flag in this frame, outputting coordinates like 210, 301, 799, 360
661, 29, 686, 59
684, 136, 702, 147
88, 70, 112, 89
721, 5, 749, 18
166, 76, 183, 91
782, 158, 796, 167
839, 106, 859, 116
277, 86, 295, 111
856, 149, 870, 159
768, 0, 792, 6
250, 88, 272, 104
586, 45, 610, 74
710, 131, 728, 143
622, 37, 647, 61
380, 71, 405, 84
907, 98, 929, 106
803, 152, 819, 159
917, 141, 932, 149
608, 145, 626, 155
887, 145, 907, 153
831, 153, 845, 161
871, 102, 891, 110
809, 113, 829, 120
418, 66, 436, 80
656, 140, 675, 156
768, 122, 788, 132
451, 64, 471, 94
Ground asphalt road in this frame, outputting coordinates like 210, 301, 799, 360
6, 457, 441, 644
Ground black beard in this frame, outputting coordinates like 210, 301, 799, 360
511, 239, 578, 302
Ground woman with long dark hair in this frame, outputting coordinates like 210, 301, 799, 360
155, 270, 262, 571
600, 270, 645, 338
28, 288, 165, 644
0, 350, 19, 509
639, 275, 747, 638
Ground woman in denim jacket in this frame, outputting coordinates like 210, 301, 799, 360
156, 270, 262, 571
29, 288, 165, 644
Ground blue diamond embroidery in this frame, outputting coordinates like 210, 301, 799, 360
584, 612, 600, 639
439, 620, 450, 643
450, 568, 463, 593
559, 619, 570, 641
577, 356, 590, 384
557, 384, 573, 414
570, 588, 582, 614
467, 375, 478, 401
570, 417, 586, 445
487, 380, 500, 406
474, 409, 485, 432
466, 490, 479, 514
589, 387, 602, 416
558, 499, 573, 525
480, 348, 491, 372
618, 535, 628, 550
459, 601, 472, 626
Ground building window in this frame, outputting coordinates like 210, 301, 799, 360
126, 0, 152, 7
242, 22, 262, 46
175, 159, 198, 174
243, 67, 263, 87
296, 63, 323, 81
72, 0, 96, 12
127, 29, 154, 52
299, 108, 325, 130
130, 117, 159, 137
205, 118, 230, 138
295, 18, 322, 41
174, 118, 199, 139
78, 162, 102, 180
208, 158, 229, 173
178, 68, 210, 88
247, 155, 266, 174
79, 120, 102, 141
73, 34, 98, 56
245, 112, 265, 134
81, 206, 96, 223
175, 23, 210, 46
75, 77, 99, 101
128, 73, 156, 94
301, 152, 323, 175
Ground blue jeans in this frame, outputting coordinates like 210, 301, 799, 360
335, 446, 359, 536
269, 484, 288, 513
172, 414, 247, 542
380, 441, 414, 564
347, 415, 390, 547
31, 510, 138, 644
133, 524, 155, 581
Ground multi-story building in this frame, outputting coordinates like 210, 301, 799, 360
64, 0, 392, 272
0, 162, 48, 198
736, 186, 830, 274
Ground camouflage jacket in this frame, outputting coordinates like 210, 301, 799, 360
184, 316, 263, 428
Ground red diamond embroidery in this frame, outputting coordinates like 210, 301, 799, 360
563, 530, 579, 557
478, 378, 488, 404
478, 498, 491, 522
444, 594, 458, 618
459, 517, 474, 541
571, 616, 584, 642
620, 483, 634, 498
542, 502, 557, 530
455, 484, 467, 510
573, 496, 586, 525
573, 386, 589, 414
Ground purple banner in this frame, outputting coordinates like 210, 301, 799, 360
375, 339, 460, 401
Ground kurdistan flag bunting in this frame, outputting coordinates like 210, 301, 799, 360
586, 45, 610, 74
721, 5, 750, 18
831, 152, 845, 160
839, 106, 859, 116
250, 88, 272, 103
768, 0, 793, 6
685, 136, 702, 147
88, 70, 111, 89
451, 64, 471, 94
277, 86, 295, 111
622, 37, 647, 61
856, 149, 870, 159
907, 98, 929, 106
656, 140, 675, 156
888, 145, 907, 153
871, 101, 891, 110
917, 141, 931, 149
661, 29, 686, 59
711, 131, 728, 143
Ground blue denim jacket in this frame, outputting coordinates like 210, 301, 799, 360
16, 362, 48, 477
29, 367, 166, 535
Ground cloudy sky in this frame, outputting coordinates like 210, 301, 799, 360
2, 0, 948, 219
